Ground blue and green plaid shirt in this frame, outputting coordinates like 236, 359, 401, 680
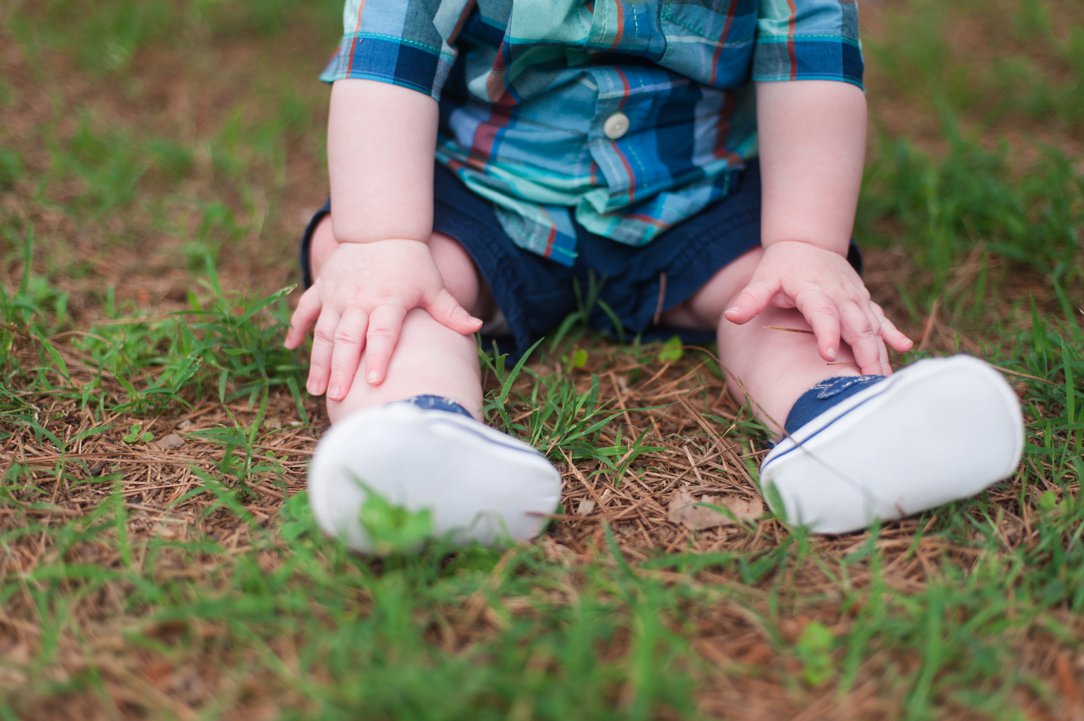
322, 0, 863, 266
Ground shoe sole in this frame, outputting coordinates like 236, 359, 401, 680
308, 403, 562, 553
761, 355, 1024, 534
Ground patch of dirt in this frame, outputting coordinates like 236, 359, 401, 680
861, 0, 1084, 167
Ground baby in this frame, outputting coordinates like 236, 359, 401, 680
284, 0, 1023, 551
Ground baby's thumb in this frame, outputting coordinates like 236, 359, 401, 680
426, 288, 484, 335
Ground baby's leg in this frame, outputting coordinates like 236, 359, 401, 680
664, 246, 860, 433
305, 217, 561, 553
665, 248, 1023, 534
308, 217, 486, 421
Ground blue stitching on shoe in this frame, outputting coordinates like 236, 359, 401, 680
763, 372, 903, 470
814, 374, 883, 399
428, 417, 551, 459
403, 394, 474, 419
399, 396, 549, 460
782, 374, 886, 435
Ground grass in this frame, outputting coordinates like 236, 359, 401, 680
1, 0, 1082, 719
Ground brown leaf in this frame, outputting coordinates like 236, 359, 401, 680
576, 499, 596, 516
154, 433, 185, 450
667, 488, 763, 530
727, 497, 764, 522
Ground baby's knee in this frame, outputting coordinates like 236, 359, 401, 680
308, 215, 338, 279
662, 246, 764, 329
428, 231, 489, 318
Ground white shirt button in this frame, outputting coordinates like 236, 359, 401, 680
603, 112, 630, 140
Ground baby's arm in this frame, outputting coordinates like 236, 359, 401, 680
284, 80, 482, 399
326, 78, 437, 244
723, 81, 913, 375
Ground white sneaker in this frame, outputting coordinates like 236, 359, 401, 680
308, 402, 562, 553
760, 355, 1024, 534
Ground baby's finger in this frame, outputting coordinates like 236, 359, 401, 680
792, 287, 841, 361
865, 308, 891, 376
363, 304, 408, 385
326, 307, 369, 401
872, 303, 914, 353
425, 288, 483, 335
723, 277, 779, 325
876, 335, 891, 376
308, 308, 341, 396
839, 302, 883, 375
285, 286, 321, 349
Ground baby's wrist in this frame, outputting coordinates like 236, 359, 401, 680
763, 237, 849, 256
335, 236, 430, 247
329, 212, 433, 246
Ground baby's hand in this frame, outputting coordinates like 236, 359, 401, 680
284, 239, 482, 400
723, 241, 913, 375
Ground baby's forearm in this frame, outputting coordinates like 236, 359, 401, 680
327, 79, 439, 244
755, 81, 867, 256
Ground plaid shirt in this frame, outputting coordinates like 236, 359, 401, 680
322, 1, 863, 266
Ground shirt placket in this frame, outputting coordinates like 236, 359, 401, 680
587, 67, 637, 211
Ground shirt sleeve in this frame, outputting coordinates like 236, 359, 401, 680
752, 0, 863, 88
319, 0, 475, 100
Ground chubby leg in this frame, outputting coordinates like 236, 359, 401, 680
308, 216, 487, 421
662, 247, 860, 434
663, 248, 1023, 534
304, 216, 561, 553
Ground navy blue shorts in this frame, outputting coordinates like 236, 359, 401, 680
300, 161, 861, 361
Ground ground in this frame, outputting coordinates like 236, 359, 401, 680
1, 1, 1082, 719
